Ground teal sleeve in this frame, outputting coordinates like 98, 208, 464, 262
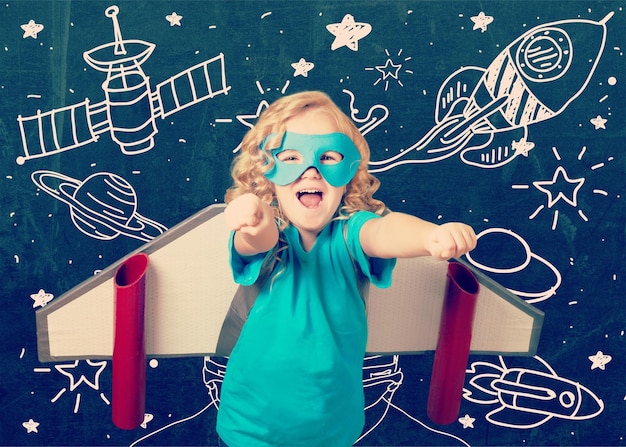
228, 231, 271, 286
346, 211, 396, 288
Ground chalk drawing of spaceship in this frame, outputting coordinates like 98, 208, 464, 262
464, 355, 604, 429
16, 5, 230, 164
369, 13, 613, 171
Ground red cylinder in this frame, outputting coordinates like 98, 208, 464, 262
427, 261, 480, 425
112, 253, 149, 430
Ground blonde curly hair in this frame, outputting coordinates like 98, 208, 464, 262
225, 91, 385, 229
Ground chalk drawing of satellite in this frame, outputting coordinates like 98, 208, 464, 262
16, 5, 231, 165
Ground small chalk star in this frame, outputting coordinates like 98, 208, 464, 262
588, 351, 612, 370
140, 413, 154, 429
590, 115, 607, 130
458, 414, 476, 428
512, 137, 535, 157
21, 20, 44, 39
471, 12, 494, 32
326, 14, 372, 51
23, 419, 40, 433
375, 59, 402, 80
291, 58, 315, 77
30, 289, 54, 308
166, 12, 183, 26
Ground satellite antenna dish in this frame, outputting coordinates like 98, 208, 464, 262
83, 6, 155, 73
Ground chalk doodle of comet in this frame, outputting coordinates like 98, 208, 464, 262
463, 355, 604, 429
369, 13, 613, 172
16, 5, 230, 164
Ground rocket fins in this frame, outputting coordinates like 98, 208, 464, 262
464, 361, 503, 403
461, 127, 528, 168
435, 66, 485, 123
486, 406, 554, 429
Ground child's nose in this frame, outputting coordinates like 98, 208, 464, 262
300, 166, 321, 179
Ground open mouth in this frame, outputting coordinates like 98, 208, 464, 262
297, 189, 323, 208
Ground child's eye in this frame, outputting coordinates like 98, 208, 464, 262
320, 151, 344, 164
276, 150, 302, 163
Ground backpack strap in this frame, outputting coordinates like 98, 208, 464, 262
214, 257, 273, 356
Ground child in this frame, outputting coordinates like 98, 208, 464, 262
218, 91, 477, 447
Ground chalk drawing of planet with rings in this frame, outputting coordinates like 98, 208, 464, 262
31, 170, 168, 242
465, 228, 562, 304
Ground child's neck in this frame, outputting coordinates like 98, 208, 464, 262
293, 214, 337, 251
298, 230, 318, 252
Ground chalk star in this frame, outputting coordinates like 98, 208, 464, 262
326, 14, 372, 51
166, 12, 183, 26
23, 418, 40, 433
232, 100, 270, 153
30, 289, 54, 308
21, 19, 44, 39
471, 12, 494, 33
590, 115, 607, 130
375, 58, 402, 80
458, 414, 476, 428
140, 413, 154, 429
55, 360, 107, 392
291, 58, 315, 77
533, 166, 585, 208
236, 100, 269, 131
589, 351, 612, 370
512, 137, 535, 157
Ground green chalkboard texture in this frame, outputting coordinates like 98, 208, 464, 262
0, 1, 624, 446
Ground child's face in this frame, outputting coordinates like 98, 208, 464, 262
272, 109, 349, 237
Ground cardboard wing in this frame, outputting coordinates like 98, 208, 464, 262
36, 204, 543, 362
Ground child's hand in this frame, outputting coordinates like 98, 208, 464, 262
224, 193, 270, 236
426, 223, 477, 261
225, 194, 279, 255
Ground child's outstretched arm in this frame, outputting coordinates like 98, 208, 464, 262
360, 212, 477, 261
224, 193, 279, 256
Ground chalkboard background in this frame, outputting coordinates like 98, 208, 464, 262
1, 1, 624, 446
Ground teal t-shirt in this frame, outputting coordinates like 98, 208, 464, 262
217, 211, 395, 447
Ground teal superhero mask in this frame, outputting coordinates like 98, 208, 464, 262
262, 132, 361, 187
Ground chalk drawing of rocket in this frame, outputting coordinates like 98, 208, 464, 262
16, 5, 231, 164
369, 13, 613, 171
463, 356, 604, 429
